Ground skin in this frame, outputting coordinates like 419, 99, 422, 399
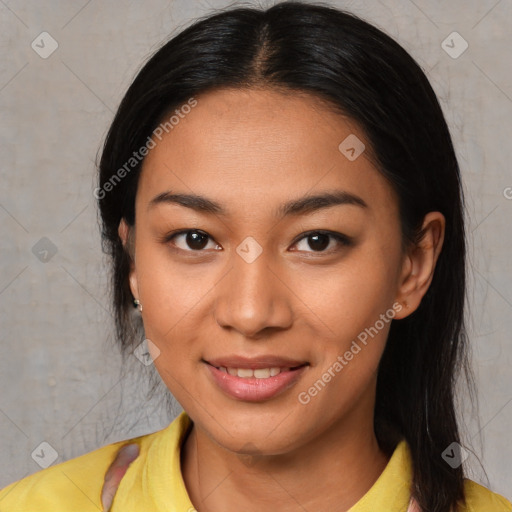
101, 443, 139, 510
112, 87, 445, 512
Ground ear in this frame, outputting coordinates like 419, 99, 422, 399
118, 218, 139, 300
393, 211, 445, 320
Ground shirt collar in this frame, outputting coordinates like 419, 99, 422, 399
117, 411, 412, 511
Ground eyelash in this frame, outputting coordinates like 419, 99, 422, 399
159, 229, 353, 255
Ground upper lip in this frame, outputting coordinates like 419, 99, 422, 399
204, 355, 308, 370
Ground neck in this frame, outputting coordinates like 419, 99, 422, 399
181, 398, 390, 512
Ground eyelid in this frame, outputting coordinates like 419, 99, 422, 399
160, 229, 221, 251
161, 228, 353, 254
291, 230, 353, 252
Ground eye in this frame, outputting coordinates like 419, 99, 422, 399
161, 229, 352, 254
164, 229, 221, 252
291, 230, 352, 253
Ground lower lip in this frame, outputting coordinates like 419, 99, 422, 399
205, 363, 308, 402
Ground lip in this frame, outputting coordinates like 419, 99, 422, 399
204, 357, 309, 402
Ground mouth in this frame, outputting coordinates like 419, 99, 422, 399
215, 366, 297, 378
203, 356, 309, 402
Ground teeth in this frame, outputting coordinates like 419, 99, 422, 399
219, 367, 290, 379
254, 368, 270, 378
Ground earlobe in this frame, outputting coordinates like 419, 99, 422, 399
118, 218, 139, 300
394, 211, 445, 320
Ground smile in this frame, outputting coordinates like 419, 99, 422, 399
215, 366, 290, 378
203, 357, 309, 401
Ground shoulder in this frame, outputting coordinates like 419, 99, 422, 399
0, 429, 162, 512
461, 478, 512, 512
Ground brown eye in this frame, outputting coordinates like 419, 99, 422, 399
292, 231, 352, 253
166, 230, 220, 252
306, 233, 330, 251
183, 231, 209, 250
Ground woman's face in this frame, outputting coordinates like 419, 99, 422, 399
122, 87, 411, 455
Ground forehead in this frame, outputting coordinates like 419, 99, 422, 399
137, 87, 397, 216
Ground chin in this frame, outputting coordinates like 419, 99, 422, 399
197, 406, 311, 455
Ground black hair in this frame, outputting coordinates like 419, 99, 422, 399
97, 2, 474, 511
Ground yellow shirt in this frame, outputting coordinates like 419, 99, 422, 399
0, 412, 510, 511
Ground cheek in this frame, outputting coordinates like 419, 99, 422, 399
294, 265, 393, 426
136, 243, 216, 336
295, 247, 399, 347
290, 238, 400, 410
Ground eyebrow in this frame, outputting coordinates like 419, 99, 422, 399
148, 190, 368, 217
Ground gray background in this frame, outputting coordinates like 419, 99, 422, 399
1, 0, 511, 501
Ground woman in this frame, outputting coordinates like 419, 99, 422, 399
1, 2, 510, 511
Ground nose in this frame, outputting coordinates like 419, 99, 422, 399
213, 247, 294, 339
